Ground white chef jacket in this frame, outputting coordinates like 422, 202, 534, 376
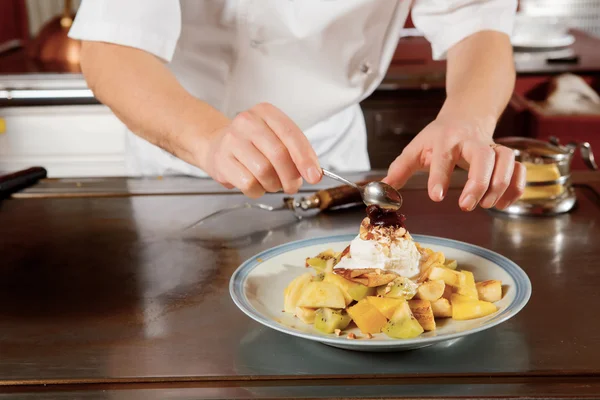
69, 0, 516, 177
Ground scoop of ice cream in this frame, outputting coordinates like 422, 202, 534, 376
334, 217, 421, 278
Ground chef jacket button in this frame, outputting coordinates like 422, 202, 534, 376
360, 62, 371, 74
250, 40, 261, 48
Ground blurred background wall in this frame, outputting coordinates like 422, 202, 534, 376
519, 0, 600, 37
25, 0, 80, 38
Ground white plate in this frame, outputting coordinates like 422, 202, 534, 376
512, 33, 575, 49
511, 14, 575, 49
230, 234, 532, 351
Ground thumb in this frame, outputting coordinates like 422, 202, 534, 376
382, 144, 422, 189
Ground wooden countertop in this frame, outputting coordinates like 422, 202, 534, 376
1, 171, 599, 399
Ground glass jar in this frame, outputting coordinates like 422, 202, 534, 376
494, 136, 598, 215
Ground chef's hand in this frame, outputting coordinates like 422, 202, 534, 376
383, 113, 526, 211
201, 103, 322, 198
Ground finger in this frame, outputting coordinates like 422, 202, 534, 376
458, 141, 495, 211
212, 167, 234, 189
221, 156, 265, 199
427, 144, 459, 202
233, 111, 303, 194
232, 141, 282, 193
252, 103, 321, 184
382, 142, 423, 189
480, 146, 515, 209
495, 161, 526, 210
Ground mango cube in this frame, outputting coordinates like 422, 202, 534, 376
347, 299, 388, 334
450, 294, 497, 320
457, 270, 478, 299
366, 296, 405, 319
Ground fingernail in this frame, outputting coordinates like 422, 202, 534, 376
307, 167, 322, 184
460, 194, 477, 211
432, 184, 444, 201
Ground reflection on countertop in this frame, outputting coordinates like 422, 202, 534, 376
0, 172, 598, 385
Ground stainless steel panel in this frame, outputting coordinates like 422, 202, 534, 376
0, 180, 599, 384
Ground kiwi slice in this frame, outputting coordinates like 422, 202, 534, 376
306, 257, 328, 273
314, 308, 352, 334
382, 316, 424, 339
376, 277, 418, 300
347, 282, 375, 302
305, 249, 339, 273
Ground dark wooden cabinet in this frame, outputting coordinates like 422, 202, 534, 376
364, 30, 600, 169
0, 0, 29, 44
361, 89, 529, 169
361, 89, 446, 169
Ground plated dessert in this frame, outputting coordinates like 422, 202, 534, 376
283, 205, 504, 339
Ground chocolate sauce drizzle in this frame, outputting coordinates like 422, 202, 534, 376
366, 205, 406, 228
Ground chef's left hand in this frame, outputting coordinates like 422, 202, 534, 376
383, 112, 526, 211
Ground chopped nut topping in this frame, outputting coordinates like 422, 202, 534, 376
384, 286, 391, 295
334, 329, 341, 336
366, 333, 373, 339
347, 333, 356, 340
359, 217, 411, 249
375, 268, 382, 275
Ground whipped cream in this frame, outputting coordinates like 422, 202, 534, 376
334, 218, 421, 278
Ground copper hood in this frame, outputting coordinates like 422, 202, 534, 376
29, 0, 81, 72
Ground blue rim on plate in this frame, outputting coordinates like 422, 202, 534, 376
230, 234, 532, 348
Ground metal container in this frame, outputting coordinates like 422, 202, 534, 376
495, 136, 597, 216
28, 0, 81, 72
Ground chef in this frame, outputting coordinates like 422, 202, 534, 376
68, 0, 524, 211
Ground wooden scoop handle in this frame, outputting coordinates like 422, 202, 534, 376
299, 180, 374, 211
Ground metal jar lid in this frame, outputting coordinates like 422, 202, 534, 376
496, 137, 571, 162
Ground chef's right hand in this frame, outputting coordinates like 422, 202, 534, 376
201, 103, 322, 198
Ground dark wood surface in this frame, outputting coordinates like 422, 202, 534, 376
3, 30, 600, 79
0, 0, 28, 45
0, 172, 599, 398
386, 30, 600, 89
3, 379, 600, 399
0, 48, 80, 74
